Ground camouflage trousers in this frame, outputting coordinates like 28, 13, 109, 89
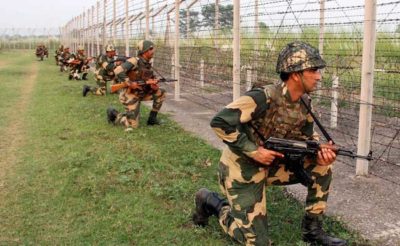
217, 147, 332, 246
70, 65, 88, 80
88, 79, 108, 96
115, 87, 166, 128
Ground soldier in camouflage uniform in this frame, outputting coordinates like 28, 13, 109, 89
83, 44, 121, 97
107, 40, 166, 131
69, 46, 90, 80
192, 41, 347, 246
59, 46, 72, 72
55, 44, 64, 65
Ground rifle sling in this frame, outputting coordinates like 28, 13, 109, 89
300, 95, 335, 144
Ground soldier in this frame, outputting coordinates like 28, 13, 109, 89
83, 44, 121, 97
193, 41, 347, 246
59, 46, 72, 72
106, 40, 166, 131
55, 44, 64, 65
69, 45, 90, 80
35, 44, 45, 61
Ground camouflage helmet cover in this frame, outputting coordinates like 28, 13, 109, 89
77, 45, 84, 51
276, 41, 326, 73
105, 44, 116, 52
137, 40, 154, 54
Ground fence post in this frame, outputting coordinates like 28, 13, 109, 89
145, 0, 150, 39
174, 0, 181, 100
232, 0, 240, 101
200, 59, 204, 87
317, 0, 325, 102
103, 0, 107, 47
254, 0, 259, 83
124, 0, 129, 56
113, 0, 116, 45
356, 0, 376, 175
246, 67, 252, 91
330, 75, 339, 129
96, 1, 100, 55
171, 56, 175, 79
91, 6, 95, 56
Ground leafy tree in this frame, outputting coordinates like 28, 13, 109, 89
201, 3, 233, 30
259, 22, 269, 33
179, 9, 201, 38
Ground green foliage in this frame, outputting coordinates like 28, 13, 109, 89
179, 9, 201, 38
201, 3, 233, 30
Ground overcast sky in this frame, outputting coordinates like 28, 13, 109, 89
0, 0, 97, 30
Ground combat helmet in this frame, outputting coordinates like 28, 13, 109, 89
105, 44, 116, 52
137, 40, 154, 55
77, 45, 85, 51
276, 41, 326, 73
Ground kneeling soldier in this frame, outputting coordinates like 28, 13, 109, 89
107, 40, 166, 131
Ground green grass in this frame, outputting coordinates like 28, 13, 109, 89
0, 51, 371, 245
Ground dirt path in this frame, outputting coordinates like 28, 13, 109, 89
0, 62, 38, 193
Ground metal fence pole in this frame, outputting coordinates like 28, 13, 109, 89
145, 0, 150, 39
356, 0, 376, 175
125, 0, 129, 56
318, 0, 325, 101
174, 0, 181, 100
232, 0, 240, 101
200, 59, 204, 87
330, 75, 339, 128
103, 0, 107, 47
97, 1, 100, 55
113, 0, 116, 45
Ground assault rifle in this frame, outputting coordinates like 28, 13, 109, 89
263, 137, 372, 186
251, 94, 373, 186
110, 77, 177, 93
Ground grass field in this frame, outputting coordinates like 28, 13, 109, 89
0, 51, 371, 245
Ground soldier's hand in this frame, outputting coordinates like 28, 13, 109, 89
252, 146, 284, 166
128, 81, 141, 90
316, 141, 336, 166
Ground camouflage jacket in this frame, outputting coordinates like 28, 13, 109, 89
114, 56, 154, 83
210, 82, 319, 158
61, 51, 72, 61
95, 54, 117, 81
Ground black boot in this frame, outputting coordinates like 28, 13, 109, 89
192, 188, 229, 226
68, 74, 73, 80
147, 111, 161, 125
82, 85, 91, 97
302, 214, 347, 246
82, 73, 88, 80
107, 107, 118, 124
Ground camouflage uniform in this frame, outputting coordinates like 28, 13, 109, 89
83, 44, 118, 96
110, 40, 166, 130
59, 47, 72, 72
69, 46, 89, 80
55, 45, 63, 65
210, 84, 329, 245
36, 45, 45, 61
194, 41, 346, 246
